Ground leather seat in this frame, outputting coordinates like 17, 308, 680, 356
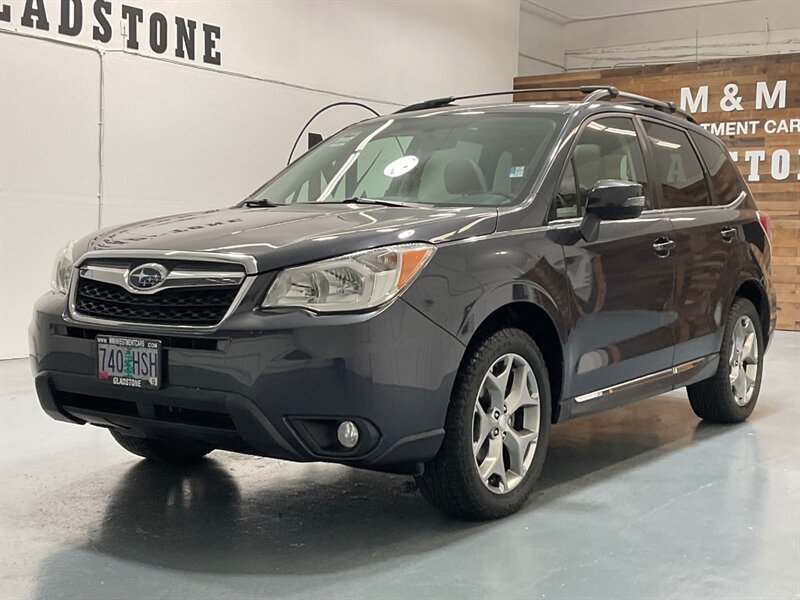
444, 158, 488, 196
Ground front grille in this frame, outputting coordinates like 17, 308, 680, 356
58, 391, 237, 430
153, 404, 236, 429
59, 392, 139, 416
75, 279, 240, 326
54, 326, 222, 351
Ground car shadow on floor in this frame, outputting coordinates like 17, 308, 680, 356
35, 393, 771, 592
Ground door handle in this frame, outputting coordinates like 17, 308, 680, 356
721, 226, 737, 242
653, 237, 676, 258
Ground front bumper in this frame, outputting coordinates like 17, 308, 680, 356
29, 291, 465, 469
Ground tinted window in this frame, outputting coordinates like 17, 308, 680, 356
644, 122, 711, 209
554, 158, 579, 219
249, 112, 566, 207
554, 116, 649, 219
691, 133, 743, 205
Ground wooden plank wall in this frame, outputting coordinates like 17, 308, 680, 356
515, 54, 799, 331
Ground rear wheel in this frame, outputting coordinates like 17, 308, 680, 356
417, 328, 551, 519
110, 430, 213, 463
687, 298, 763, 423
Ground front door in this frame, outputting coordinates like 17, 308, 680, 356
553, 115, 677, 399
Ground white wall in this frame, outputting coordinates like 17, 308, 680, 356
518, 7, 564, 74
0, 0, 520, 359
562, 0, 800, 71
518, 0, 800, 75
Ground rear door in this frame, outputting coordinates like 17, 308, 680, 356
641, 120, 745, 364
554, 115, 678, 400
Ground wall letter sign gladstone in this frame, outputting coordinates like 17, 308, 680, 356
0, 0, 222, 65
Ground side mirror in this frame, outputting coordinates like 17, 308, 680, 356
308, 132, 324, 151
579, 180, 645, 242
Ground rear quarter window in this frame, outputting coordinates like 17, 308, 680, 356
644, 121, 711, 209
691, 133, 743, 205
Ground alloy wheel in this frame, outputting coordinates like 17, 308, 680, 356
473, 353, 541, 494
729, 315, 759, 406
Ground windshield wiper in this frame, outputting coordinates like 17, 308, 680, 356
243, 198, 278, 208
315, 196, 419, 208
244, 196, 420, 209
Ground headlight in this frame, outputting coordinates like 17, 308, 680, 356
262, 243, 435, 313
51, 240, 77, 294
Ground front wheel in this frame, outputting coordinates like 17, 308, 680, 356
417, 328, 551, 520
110, 430, 213, 464
687, 298, 764, 423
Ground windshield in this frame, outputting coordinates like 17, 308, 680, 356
247, 111, 567, 207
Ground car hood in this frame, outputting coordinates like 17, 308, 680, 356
78, 204, 497, 272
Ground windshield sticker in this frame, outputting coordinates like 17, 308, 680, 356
509, 166, 525, 179
384, 155, 419, 178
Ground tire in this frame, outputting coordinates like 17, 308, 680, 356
417, 328, 551, 520
687, 298, 764, 423
109, 430, 213, 464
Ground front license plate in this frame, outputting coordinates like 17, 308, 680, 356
96, 335, 161, 389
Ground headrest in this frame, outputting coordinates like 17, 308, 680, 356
444, 158, 487, 196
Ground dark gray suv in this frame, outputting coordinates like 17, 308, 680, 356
30, 87, 776, 519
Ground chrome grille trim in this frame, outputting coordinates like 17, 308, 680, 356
79, 264, 245, 295
66, 250, 257, 331
70, 249, 259, 274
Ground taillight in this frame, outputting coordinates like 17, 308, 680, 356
757, 210, 771, 242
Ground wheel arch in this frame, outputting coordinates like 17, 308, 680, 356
461, 300, 565, 423
734, 278, 770, 345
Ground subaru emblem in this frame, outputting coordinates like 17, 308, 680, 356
127, 263, 169, 291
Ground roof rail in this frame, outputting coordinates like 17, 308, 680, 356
584, 87, 698, 124
394, 86, 617, 114
395, 85, 698, 124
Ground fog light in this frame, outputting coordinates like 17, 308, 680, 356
337, 420, 359, 449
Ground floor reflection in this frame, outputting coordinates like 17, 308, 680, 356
33, 393, 774, 598
83, 458, 480, 576
83, 397, 741, 573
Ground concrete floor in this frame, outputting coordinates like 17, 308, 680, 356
1, 333, 798, 600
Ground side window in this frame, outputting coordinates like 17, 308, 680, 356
555, 116, 650, 219
691, 133, 743, 205
643, 122, 711, 209
554, 159, 579, 219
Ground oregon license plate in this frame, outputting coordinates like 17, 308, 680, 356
96, 335, 161, 389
